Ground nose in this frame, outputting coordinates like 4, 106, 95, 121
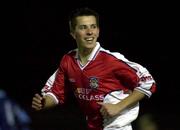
86, 29, 93, 35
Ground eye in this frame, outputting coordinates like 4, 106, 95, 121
91, 24, 97, 29
79, 25, 87, 30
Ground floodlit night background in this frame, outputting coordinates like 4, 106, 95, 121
1, 0, 178, 130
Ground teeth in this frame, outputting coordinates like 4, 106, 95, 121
85, 38, 93, 41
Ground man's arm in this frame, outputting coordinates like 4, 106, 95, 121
32, 93, 57, 111
98, 90, 145, 118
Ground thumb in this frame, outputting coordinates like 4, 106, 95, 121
35, 93, 43, 100
97, 102, 105, 106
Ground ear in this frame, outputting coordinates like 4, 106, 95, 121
70, 32, 76, 39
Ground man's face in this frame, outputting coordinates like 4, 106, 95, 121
71, 16, 100, 50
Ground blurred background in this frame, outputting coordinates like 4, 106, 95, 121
1, 0, 178, 130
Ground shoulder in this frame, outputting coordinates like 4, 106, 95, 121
61, 49, 77, 61
99, 47, 129, 62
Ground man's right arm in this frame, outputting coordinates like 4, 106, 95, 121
32, 93, 57, 111
32, 56, 68, 111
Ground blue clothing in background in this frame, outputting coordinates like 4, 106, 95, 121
0, 90, 31, 130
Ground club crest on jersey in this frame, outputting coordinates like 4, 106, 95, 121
89, 77, 99, 89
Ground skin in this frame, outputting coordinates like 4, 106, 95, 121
32, 15, 146, 120
31, 93, 56, 110
71, 16, 100, 65
32, 15, 100, 110
97, 90, 145, 118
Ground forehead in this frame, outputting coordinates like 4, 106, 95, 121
75, 16, 97, 25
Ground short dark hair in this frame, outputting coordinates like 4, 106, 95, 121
69, 7, 99, 32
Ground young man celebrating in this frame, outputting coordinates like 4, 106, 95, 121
32, 7, 156, 130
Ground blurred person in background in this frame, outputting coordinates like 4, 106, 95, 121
0, 89, 31, 130
134, 113, 159, 130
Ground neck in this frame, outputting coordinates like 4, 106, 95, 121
79, 48, 92, 57
78, 48, 93, 65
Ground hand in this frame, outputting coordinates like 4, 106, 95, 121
97, 102, 121, 119
32, 93, 44, 111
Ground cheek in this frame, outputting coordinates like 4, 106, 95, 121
71, 31, 82, 39
97, 32, 99, 37
96, 30, 100, 37
76, 33, 84, 39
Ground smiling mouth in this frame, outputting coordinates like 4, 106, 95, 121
85, 37, 94, 41
85, 37, 94, 42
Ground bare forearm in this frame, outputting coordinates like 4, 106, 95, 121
117, 90, 145, 112
43, 94, 57, 109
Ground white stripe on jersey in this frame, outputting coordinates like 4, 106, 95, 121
100, 48, 155, 97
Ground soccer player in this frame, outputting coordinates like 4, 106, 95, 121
32, 7, 156, 130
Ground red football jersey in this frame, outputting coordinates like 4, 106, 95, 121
42, 42, 156, 130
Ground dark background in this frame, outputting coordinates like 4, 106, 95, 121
1, 0, 179, 130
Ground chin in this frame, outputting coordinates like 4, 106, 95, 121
86, 41, 96, 46
85, 43, 96, 49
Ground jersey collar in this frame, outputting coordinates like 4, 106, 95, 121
75, 42, 101, 61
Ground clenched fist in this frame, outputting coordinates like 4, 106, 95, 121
32, 93, 44, 111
